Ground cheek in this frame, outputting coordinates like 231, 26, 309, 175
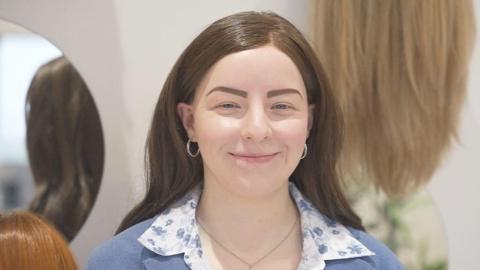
273, 119, 309, 147
194, 112, 309, 154
194, 114, 239, 151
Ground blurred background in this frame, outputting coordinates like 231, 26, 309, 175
0, 21, 61, 211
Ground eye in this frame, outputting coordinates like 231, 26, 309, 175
216, 103, 240, 109
222, 103, 238, 109
271, 103, 293, 110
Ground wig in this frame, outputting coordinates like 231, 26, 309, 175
312, 0, 476, 195
0, 211, 78, 270
26, 56, 104, 241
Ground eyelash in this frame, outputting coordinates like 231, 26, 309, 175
214, 103, 294, 111
215, 103, 241, 109
271, 103, 293, 110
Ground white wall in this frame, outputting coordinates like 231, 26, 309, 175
0, 1, 478, 269
427, 1, 480, 268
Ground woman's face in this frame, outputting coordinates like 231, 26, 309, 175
178, 45, 313, 198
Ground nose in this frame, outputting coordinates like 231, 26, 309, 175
240, 105, 272, 142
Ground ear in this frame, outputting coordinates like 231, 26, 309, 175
307, 104, 315, 137
177, 102, 196, 140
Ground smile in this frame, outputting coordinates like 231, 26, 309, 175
229, 152, 279, 163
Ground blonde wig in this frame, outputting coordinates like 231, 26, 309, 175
312, 0, 476, 195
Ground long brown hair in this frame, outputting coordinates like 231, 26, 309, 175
0, 211, 78, 270
312, 0, 476, 195
26, 56, 104, 241
117, 11, 363, 233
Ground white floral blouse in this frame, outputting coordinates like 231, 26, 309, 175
138, 183, 374, 270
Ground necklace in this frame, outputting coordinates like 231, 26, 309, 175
197, 218, 298, 270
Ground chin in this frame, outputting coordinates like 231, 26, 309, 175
226, 175, 289, 199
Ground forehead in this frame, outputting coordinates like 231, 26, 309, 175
195, 46, 306, 98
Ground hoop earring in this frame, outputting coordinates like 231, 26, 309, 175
186, 138, 200, 157
300, 144, 307, 159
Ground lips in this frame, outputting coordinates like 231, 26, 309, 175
229, 152, 279, 163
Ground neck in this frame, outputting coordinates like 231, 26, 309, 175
196, 175, 299, 251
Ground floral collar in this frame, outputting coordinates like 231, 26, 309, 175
138, 183, 374, 270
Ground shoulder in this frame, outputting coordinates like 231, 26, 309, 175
326, 228, 405, 270
86, 217, 157, 270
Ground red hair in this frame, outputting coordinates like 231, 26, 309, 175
0, 211, 78, 270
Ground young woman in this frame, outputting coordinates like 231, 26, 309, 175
87, 11, 404, 270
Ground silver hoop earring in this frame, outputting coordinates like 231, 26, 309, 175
300, 144, 307, 159
186, 138, 200, 157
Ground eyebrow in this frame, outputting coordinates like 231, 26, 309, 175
206, 86, 303, 99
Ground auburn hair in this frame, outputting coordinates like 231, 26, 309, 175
0, 211, 78, 270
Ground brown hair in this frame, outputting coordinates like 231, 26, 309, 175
117, 11, 363, 233
0, 211, 78, 270
312, 0, 476, 195
26, 56, 104, 241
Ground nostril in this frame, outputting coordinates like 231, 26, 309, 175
240, 115, 273, 142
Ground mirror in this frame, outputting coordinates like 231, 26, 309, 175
0, 19, 104, 242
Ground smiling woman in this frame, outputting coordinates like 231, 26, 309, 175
176, 46, 312, 200
87, 11, 404, 270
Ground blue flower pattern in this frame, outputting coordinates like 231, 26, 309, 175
318, 244, 329, 254
313, 227, 324, 237
176, 228, 185, 239
347, 244, 364, 255
152, 225, 167, 235
138, 183, 374, 270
